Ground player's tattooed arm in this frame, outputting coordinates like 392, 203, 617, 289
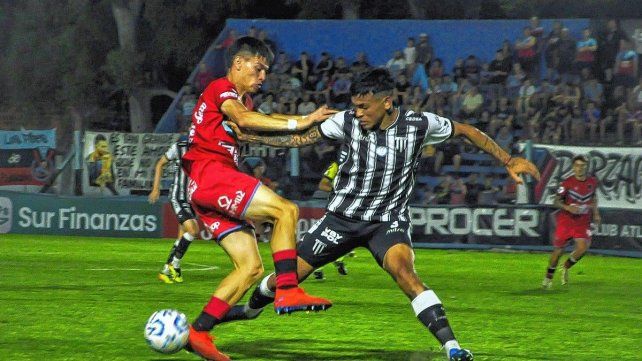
225, 122, 324, 147
453, 121, 541, 184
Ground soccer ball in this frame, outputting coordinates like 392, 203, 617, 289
144, 309, 189, 354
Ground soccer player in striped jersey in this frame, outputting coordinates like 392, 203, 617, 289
224, 68, 540, 361
149, 139, 197, 284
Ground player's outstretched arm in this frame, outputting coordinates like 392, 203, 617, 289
222, 99, 336, 132
148, 155, 168, 204
453, 121, 541, 184
225, 121, 324, 148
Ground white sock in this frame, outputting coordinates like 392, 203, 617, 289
259, 273, 275, 298
171, 257, 181, 269
444, 340, 461, 355
183, 232, 195, 242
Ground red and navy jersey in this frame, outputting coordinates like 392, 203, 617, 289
556, 175, 598, 225
183, 77, 253, 168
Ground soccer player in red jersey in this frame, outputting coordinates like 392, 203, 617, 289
181, 37, 336, 361
542, 155, 601, 289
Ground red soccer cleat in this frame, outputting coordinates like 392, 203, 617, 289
185, 325, 231, 361
273, 286, 332, 315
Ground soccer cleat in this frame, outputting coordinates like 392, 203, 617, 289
348, 250, 356, 257
273, 287, 332, 315
168, 265, 183, 283
449, 348, 474, 361
185, 325, 230, 361
334, 261, 348, 275
158, 272, 174, 284
542, 277, 552, 289
561, 267, 569, 285
313, 270, 325, 280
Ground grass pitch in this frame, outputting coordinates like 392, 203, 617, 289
1, 234, 640, 361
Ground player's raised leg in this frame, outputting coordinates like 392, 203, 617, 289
244, 185, 331, 314
382, 243, 473, 361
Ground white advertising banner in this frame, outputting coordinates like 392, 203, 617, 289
82, 132, 180, 195
534, 144, 642, 209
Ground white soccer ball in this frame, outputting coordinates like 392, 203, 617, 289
144, 309, 189, 354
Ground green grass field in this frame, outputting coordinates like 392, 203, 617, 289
1, 234, 640, 361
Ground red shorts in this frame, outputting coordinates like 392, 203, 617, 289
186, 159, 261, 241
553, 219, 591, 248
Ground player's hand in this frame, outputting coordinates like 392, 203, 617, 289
224, 121, 248, 141
148, 189, 160, 204
505, 157, 541, 184
304, 105, 338, 126
565, 204, 583, 215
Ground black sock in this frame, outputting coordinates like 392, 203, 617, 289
417, 304, 457, 345
192, 312, 217, 332
546, 267, 556, 279
165, 240, 179, 264
564, 255, 581, 269
173, 234, 193, 260
248, 284, 275, 309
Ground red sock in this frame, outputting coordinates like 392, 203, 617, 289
273, 249, 298, 289
203, 295, 231, 320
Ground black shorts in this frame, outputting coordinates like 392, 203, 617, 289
297, 212, 412, 268
170, 183, 195, 225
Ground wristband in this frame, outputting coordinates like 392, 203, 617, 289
503, 156, 512, 166
287, 119, 297, 130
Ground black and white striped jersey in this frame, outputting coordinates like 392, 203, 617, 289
165, 141, 189, 202
318, 108, 453, 221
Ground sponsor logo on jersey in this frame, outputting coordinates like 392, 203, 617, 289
218, 191, 246, 214
376, 146, 387, 157
386, 220, 404, 234
0, 197, 13, 233
320, 227, 342, 244
312, 239, 327, 255
187, 179, 197, 201
394, 137, 407, 152
219, 91, 239, 100
209, 221, 220, 233
406, 116, 422, 122
194, 102, 207, 124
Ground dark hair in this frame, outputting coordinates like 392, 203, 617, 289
225, 36, 274, 69
350, 68, 395, 97
94, 134, 106, 145
573, 155, 588, 164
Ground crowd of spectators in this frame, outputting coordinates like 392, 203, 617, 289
181, 20, 641, 202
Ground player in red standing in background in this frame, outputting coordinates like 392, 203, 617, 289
181, 36, 336, 360
542, 155, 601, 289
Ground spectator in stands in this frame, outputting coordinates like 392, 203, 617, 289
330, 72, 352, 109
312, 71, 332, 105
452, 58, 465, 82
541, 111, 562, 144
386, 50, 407, 79
582, 74, 604, 107
460, 85, 483, 119
613, 39, 639, 90
495, 126, 514, 153
464, 173, 482, 205
524, 107, 543, 142
505, 62, 526, 99
515, 26, 538, 78
333, 56, 350, 76
441, 74, 458, 96
350, 51, 370, 76
530, 16, 545, 61
496, 178, 517, 204
257, 30, 276, 53
258, 93, 277, 114
416, 33, 433, 71
275, 95, 295, 114
598, 19, 627, 82
569, 104, 585, 143
585, 101, 601, 142
516, 78, 536, 116
449, 176, 467, 205
464, 55, 481, 83
297, 92, 317, 115
489, 50, 511, 98
194, 62, 214, 93
403, 37, 417, 76
178, 87, 197, 127
314, 52, 334, 75
615, 95, 642, 144
394, 73, 411, 106
545, 21, 564, 82
291, 51, 314, 82
558, 28, 577, 84
272, 51, 291, 75
409, 85, 426, 111
214, 29, 238, 50
501, 39, 514, 64
261, 72, 279, 94
429, 58, 445, 80
575, 28, 598, 77
632, 77, 642, 111
477, 175, 499, 205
